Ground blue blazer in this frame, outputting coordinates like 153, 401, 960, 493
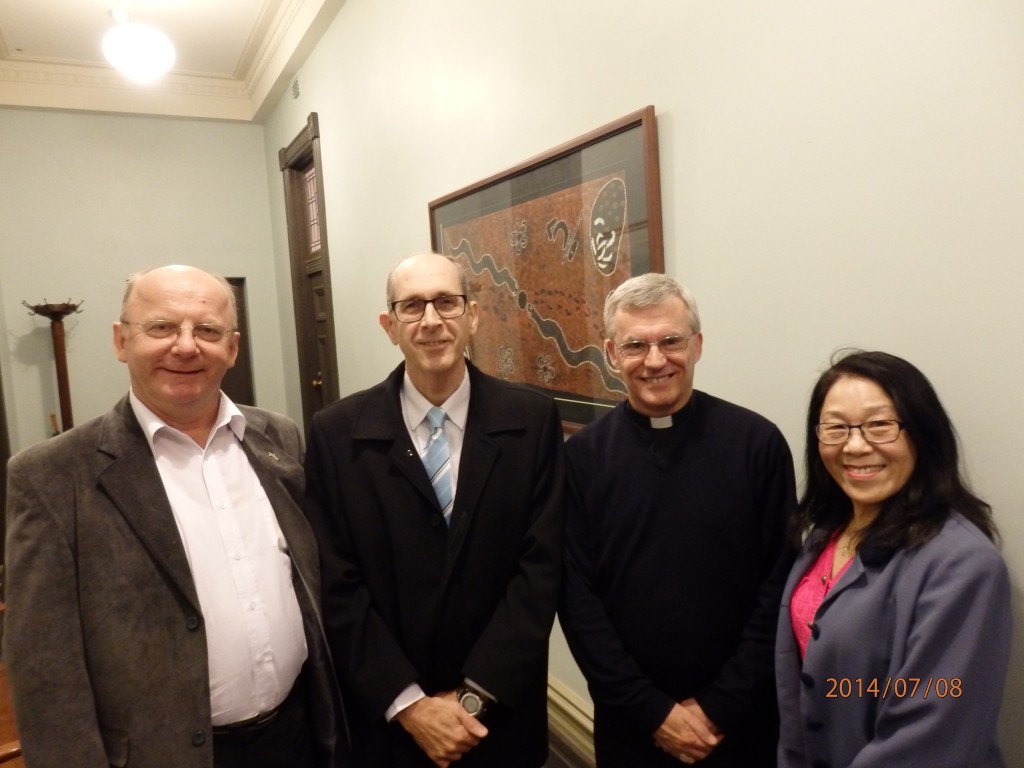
776, 512, 1011, 768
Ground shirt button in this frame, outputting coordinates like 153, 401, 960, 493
820, 575, 827, 584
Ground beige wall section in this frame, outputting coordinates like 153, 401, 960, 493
0, 109, 290, 449
0, 0, 1021, 762
260, 0, 1024, 762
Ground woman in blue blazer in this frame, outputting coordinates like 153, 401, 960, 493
776, 350, 1011, 768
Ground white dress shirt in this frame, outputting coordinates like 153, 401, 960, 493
385, 370, 471, 721
130, 390, 307, 725
400, 370, 470, 493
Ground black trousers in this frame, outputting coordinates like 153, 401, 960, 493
213, 671, 317, 768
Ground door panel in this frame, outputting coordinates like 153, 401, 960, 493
279, 113, 339, 432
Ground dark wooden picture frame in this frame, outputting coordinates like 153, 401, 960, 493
429, 106, 664, 430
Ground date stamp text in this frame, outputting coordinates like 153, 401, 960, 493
825, 677, 962, 699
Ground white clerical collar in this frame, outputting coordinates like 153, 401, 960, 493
649, 415, 674, 429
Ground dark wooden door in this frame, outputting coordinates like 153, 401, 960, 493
279, 113, 339, 432
221, 277, 256, 406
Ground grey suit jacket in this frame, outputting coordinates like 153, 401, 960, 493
3, 395, 346, 768
776, 512, 1010, 768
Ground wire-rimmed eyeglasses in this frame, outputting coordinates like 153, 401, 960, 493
815, 420, 904, 445
121, 319, 233, 343
615, 334, 694, 359
390, 295, 467, 323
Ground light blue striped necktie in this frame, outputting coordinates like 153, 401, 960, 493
422, 406, 453, 524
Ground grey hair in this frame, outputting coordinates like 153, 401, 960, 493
384, 253, 472, 306
121, 266, 238, 328
603, 273, 701, 338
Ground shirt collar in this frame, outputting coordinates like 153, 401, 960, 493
624, 393, 696, 431
400, 368, 471, 432
129, 388, 246, 450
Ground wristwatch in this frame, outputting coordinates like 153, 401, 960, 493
456, 685, 489, 718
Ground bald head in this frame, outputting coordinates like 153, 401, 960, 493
122, 265, 237, 330
385, 253, 471, 306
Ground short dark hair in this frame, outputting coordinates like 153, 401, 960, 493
794, 349, 997, 549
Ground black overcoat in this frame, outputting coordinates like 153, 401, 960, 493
304, 362, 564, 768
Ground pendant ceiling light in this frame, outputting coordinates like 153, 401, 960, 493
102, 9, 176, 85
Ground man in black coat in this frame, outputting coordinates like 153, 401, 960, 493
304, 253, 564, 767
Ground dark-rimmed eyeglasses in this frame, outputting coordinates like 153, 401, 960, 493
390, 295, 467, 323
122, 320, 233, 343
815, 420, 904, 445
615, 334, 694, 359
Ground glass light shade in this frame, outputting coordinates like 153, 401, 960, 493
102, 22, 176, 85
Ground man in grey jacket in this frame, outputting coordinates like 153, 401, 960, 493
4, 265, 345, 768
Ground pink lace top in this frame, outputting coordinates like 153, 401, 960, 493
789, 532, 852, 659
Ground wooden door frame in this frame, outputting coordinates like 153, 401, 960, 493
279, 112, 339, 431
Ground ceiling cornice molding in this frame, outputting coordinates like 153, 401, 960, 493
248, 0, 345, 122
0, 0, 345, 123
0, 60, 253, 120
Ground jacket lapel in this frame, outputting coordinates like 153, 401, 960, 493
95, 397, 201, 614
441, 365, 521, 580
351, 364, 527, 582
356, 365, 440, 508
236, 416, 310, 556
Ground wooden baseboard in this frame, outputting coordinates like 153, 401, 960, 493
547, 676, 594, 768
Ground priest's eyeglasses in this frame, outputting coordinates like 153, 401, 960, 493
815, 420, 904, 445
390, 295, 467, 323
122, 320, 233, 343
616, 334, 694, 359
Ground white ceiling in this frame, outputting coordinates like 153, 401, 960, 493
0, 0, 344, 121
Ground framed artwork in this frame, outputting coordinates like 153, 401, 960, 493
429, 106, 664, 431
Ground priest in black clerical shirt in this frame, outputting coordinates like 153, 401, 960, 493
559, 273, 796, 768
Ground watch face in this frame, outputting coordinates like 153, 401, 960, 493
460, 691, 484, 716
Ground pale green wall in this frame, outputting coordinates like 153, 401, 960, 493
260, 0, 1024, 760
0, 108, 289, 449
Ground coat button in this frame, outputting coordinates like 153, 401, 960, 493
806, 720, 824, 731
186, 615, 201, 631
191, 730, 206, 746
800, 672, 815, 689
